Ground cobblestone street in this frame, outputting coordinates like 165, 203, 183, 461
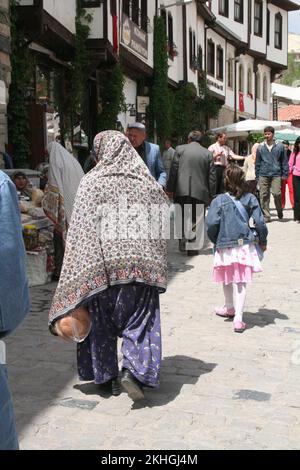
6, 207, 300, 450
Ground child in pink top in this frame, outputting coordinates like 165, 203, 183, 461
206, 165, 268, 333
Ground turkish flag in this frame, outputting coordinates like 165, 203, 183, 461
239, 92, 245, 112
113, 15, 118, 54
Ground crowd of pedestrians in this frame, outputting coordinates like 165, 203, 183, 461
1, 121, 299, 449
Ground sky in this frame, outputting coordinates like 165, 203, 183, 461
289, 0, 300, 34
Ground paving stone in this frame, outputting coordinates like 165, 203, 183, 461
4, 201, 300, 449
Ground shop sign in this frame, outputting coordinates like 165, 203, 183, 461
207, 78, 224, 92
137, 96, 150, 113
122, 14, 148, 60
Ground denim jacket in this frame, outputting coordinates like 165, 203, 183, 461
0, 171, 30, 338
0, 171, 30, 450
206, 192, 268, 249
255, 142, 289, 179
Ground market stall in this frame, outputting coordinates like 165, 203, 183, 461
21, 195, 54, 287
4, 169, 54, 287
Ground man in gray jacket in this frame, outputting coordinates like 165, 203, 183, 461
167, 131, 216, 254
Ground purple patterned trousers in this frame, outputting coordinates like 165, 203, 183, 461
77, 284, 161, 388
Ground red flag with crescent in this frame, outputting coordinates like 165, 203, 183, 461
239, 92, 245, 112
113, 15, 118, 54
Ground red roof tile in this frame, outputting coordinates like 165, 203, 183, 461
278, 105, 300, 121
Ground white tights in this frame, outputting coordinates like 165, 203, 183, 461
223, 282, 247, 322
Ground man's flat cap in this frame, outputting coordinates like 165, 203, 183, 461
127, 122, 146, 131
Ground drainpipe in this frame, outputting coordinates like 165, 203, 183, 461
182, 4, 187, 82
254, 60, 258, 119
234, 52, 239, 123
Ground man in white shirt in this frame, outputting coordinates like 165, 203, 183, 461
208, 133, 245, 194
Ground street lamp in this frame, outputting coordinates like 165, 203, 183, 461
160, 0, 193, 8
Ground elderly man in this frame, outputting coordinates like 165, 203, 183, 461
167, 130, 216, 254
127, 122, 166, 187
208, 133, 245, 194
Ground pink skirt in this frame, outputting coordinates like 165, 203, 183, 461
213, 244, 262, 285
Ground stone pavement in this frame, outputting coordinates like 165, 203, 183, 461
6, 205, 300, 450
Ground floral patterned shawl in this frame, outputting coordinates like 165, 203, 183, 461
49, 131, 168, 326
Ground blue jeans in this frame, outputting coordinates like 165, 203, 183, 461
0, 364, 19, 450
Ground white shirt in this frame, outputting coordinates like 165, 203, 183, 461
265, 142, 274, 152
208, 142, 235, 166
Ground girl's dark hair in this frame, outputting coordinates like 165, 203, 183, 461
224, 163, 247, 199
293, 137, 300, 154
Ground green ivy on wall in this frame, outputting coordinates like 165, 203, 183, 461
171, 79, 221, 145
72, 2, 92, 118
151, 15, 172, 144
197, 74, 222, 130
172, 82, 199, 144
97, 61, 125, 131
7, 0, 31, 167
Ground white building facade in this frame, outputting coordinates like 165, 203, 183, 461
14, 0, 299, 147
205, 0, 298, 127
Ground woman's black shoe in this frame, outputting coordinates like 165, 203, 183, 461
97, 378, 121, 396
121, 369, 144, 401
111, 378, 121, 396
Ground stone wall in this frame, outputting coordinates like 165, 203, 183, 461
0, 0, 10, 166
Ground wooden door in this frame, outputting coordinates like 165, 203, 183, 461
27, 103, 46, 169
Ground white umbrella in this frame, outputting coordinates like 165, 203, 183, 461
211, 120, 292, 138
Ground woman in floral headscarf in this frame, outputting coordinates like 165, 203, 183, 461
48, 131, 168, 401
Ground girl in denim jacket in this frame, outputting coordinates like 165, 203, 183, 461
206, 165, 268, 333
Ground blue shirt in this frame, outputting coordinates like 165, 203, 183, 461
144, 142, 167, 187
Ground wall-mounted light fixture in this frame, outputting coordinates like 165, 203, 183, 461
160, 0, 193, 9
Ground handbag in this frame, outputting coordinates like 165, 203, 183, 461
226, 194, 264, 261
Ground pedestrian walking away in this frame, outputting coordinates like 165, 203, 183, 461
206, 165, 268, 333
0, 171, 30, 450
48, 131, 168, 402
43, 142, 84, 280
167, 130, 216, 255
289, 137, 300, 223
255, 126, 289, 223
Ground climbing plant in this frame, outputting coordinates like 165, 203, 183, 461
197, 75, 222, 130
72, 2, 92, 118
97, 61, 125, 131
7, 0, 31, 167
171, 82, 199, 144
151, 15, 172, 144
